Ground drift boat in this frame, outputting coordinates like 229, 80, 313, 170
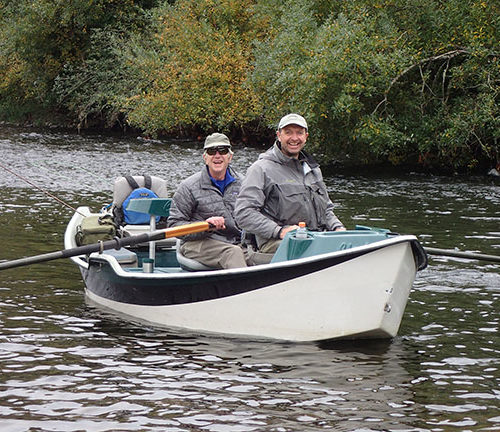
64, 198, 427, 342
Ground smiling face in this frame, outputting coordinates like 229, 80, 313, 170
203, 146, 233, 180
276, 124, 308, 158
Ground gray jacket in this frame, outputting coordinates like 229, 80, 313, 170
234, 143, 344, 246
167, 166, 242, 244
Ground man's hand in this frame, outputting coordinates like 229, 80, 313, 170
206, 216, 226, 230
334, 226, 347, 231
279, 225, 299, 239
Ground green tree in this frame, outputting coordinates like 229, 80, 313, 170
0, 0, 159, 123
0, 0, 497, 172
251, 0, 499, 171
125, 0, 268, 138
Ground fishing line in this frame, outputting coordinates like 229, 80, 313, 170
34, 159, 117, 192
29, 160, 78, 183
0, 161, 86, 216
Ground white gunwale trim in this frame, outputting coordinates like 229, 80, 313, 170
86, 235, 418, 279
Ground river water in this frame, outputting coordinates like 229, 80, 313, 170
0, 126, 498, 431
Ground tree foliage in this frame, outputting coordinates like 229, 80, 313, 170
125, 0, 268, 138
0, 0, 159, 122
249, 0, 499, 170
0, 0, 498, 172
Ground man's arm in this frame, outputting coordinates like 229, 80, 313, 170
167, 183, 212, 241
234, 164, 282, 240
324, 198, 346, 231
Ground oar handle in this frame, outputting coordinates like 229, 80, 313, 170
158, 222, 210, 239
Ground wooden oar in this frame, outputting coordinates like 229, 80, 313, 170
424, 247, 500, 263
0, 222, 210, 271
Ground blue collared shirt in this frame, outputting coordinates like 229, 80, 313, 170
208, 167, 236, 194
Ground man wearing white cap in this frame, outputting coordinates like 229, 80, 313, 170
167, 133, 248, 268
234, 114, 345, 255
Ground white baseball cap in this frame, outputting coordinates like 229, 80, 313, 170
278, 113, 308, 130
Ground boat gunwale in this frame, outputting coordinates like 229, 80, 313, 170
65, 206, 91, 270
84, 234, 420, 279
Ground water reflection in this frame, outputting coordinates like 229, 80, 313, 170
1, 306, 419, 431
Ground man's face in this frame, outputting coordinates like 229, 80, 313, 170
276, 124, 308, 158
203, 146, 233, 180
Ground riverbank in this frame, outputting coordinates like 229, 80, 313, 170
3, 121, 499, 178
1, 0, 497, 175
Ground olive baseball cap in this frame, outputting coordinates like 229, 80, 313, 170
203, 133, 231, 149
278, 113, 308, 130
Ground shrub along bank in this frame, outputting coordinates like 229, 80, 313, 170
0, 0, 498, 172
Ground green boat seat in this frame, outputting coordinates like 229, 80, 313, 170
271, 227, 392, 263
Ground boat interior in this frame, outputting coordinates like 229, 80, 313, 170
74, 198, 404, 274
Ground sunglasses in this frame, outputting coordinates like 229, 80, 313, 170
206, 146, 230, 156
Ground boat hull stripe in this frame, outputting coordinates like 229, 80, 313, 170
83, 248, 370, 306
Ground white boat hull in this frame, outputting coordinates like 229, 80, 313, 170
83, 241, 417, 341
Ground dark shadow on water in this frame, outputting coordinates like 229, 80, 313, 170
316, 337, 393, 355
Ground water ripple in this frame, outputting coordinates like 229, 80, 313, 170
0, 127, 499, 431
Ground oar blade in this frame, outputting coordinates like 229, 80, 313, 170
424, 247, 500, 263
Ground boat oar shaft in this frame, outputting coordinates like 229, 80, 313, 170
0, 221, 210, 271
424, 247, 500, 263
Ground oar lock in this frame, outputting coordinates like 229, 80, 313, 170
98, 236, 124, 254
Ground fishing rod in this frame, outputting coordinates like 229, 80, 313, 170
3, 161, 499, 266
0, 161, 86, 217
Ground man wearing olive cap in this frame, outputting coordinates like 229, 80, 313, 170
167, 133, 248, 268
234, 114, 345, 255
